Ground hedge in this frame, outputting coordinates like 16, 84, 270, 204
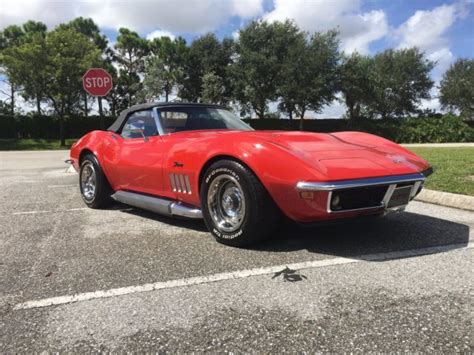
243, 115, 474, 143
0, 115, 115, 139
0, 113, 472, 143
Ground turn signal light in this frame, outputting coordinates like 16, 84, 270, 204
299, 191, 314, 200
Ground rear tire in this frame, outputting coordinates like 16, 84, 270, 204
200, 160, 279, 247
79, 154, 111, 209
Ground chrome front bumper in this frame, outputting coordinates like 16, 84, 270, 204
296, 171, 429, 214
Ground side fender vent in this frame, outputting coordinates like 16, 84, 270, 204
170, 173, 192, 194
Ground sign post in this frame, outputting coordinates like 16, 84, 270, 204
82, 68, 113, 129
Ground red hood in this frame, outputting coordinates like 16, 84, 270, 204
167, 130, 428, 180
244, 130, 428, 179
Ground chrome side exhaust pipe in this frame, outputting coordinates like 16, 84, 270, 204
111, 190, 202, 219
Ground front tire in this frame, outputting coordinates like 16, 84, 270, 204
79, 154, 111, 209
200, 160, 279, 247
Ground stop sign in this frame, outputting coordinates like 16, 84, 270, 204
82, 68, 113, 96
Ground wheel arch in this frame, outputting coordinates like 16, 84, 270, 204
197, 154, 284, 217
78, 148, 114, 194
198, 154, 263, 192
198, 154, 284, 245
79, 148, 95, 164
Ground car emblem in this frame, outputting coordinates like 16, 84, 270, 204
392, 158, 403, 164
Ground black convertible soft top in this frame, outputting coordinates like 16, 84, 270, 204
107, 102, 226, 133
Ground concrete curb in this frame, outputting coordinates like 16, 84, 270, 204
402, 143, 474, 147
415, 189, 474, 211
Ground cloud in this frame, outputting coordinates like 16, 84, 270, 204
341, 10, 388, 54
231, 0, 264, 18
392, 3, 468, 111
392, 3, 470, 78
394, 4, 457, 53
263, 0, 388, 54
427, 47, 456, 80
419, 96, 442, 113
232, 30, 240, 40
392, 2, 469, 111
0, 0, 264, 34
0, 76, 38, 113
0, 0, 79, 30
315, 95, 346, 118
146, 30, 176, 41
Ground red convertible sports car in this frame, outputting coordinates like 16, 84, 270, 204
69, 102, 432, 246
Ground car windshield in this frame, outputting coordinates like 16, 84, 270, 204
157, 107, 253, 134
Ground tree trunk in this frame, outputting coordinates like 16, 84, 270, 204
354, 104, 361, 119
255, 103, 266, 119
110, 91, 116, 116
59, 115, 66, 147
84, 93, 88, 117
98, 96, 103, 116
299, 109, 306, 131
10, 84, 15, 116
36, 96, 42, 115
98, 97, 104, 130
348, 104, 354, 120
165, 89, 169, 102
288, 110, 293, 120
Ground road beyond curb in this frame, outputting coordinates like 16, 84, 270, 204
415, 188, 474, 211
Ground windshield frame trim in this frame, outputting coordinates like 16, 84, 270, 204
154, 106, 253, 135
152, 107, 165, 135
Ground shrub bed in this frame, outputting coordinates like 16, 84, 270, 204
0, 113, 472, 143
243, 114, 474, 143
0, 115, 115, 139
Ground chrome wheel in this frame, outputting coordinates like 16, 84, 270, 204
80, 162, 96, 201
207, 174, 246, 233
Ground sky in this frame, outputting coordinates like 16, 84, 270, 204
1, 0, 473, 117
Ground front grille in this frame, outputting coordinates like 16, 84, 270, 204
386, 185, 412, 208
329, 182, 419, 212
329, 185, 388, 212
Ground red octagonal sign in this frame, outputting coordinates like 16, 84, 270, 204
82, 68, 113, 96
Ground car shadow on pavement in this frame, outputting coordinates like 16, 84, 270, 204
112, 203, 208, 233
253, 211, 470, 260
112, 199, 469, 261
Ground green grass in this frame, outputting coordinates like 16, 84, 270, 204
0, 138, 77, 150
409, 147, 474, 196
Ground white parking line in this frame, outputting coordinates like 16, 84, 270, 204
47, 184, 77, 188
11, 210, 51, 215
11, 208, 89, 215
14, 241, 473, 311
9, 207, 134, 215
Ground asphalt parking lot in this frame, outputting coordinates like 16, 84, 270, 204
0, 150, 473, 352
